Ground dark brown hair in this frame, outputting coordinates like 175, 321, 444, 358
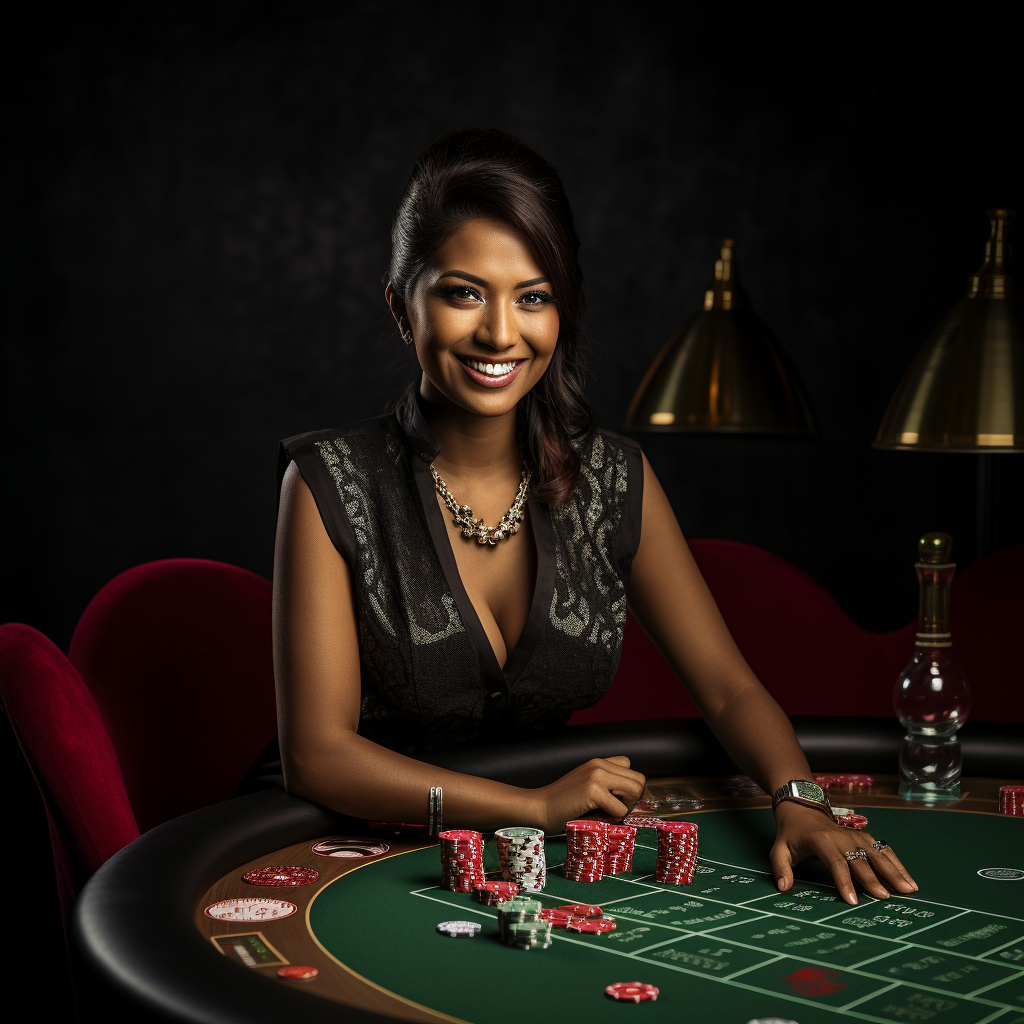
388, 128, 593, 506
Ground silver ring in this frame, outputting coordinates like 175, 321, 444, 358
843, 848, 868, 862
872, 839, 889, 852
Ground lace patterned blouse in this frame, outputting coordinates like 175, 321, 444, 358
280, 386, 644, 756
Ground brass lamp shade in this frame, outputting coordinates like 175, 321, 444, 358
623, 240, 816, 435
873, 209, 1024, 452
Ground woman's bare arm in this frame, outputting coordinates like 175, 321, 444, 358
272, 460, 644, 833
627, 452, 916, 902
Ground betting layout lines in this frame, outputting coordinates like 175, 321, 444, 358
412, 838, 1024, 1024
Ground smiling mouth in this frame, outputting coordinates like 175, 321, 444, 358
456, 355, 524, 378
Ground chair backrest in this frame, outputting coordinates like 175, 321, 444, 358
68, 559, 277, 833
572, 540, 1024, 725
0, 624, 139, 925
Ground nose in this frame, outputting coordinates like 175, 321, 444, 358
476, 299, 517, 353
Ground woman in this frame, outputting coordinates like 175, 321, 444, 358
273, 128, 916, 905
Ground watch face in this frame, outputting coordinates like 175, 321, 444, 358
793, 780, 825, 802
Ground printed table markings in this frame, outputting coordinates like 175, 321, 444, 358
601, 890, 768, 930
742, 885, 878, 921
849, 986, 1012, 1024
969, 970, 1024, 1003
735, 956, 891, 1008
713, 916, 897, 967
853, 947, 1023, 996
636, 934, 783, 978
826, 899, 965, 936
909, 914, 1024, 957
983, 938, 1024, 965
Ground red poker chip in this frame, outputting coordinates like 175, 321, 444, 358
568, 916, 617, 934
605, 981, 659, 1003
242, 865, 320, 887
622, 815, 664, 827
277, 965, 318, 981
557, 903, 603, 917
539, 908, 575, 927
837, 814, 869, 829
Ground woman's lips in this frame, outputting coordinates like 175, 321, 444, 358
457, 357, 526, 389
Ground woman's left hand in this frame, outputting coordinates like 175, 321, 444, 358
770, 801, 919, 904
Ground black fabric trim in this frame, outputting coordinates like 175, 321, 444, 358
278, 433, 358, 567
609, 430, 644, 573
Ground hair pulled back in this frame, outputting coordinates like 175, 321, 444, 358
388, 128, 593, 506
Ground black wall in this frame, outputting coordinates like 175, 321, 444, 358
4, 9, 1022, 649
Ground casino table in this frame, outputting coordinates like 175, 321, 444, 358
73, 771, 1024, 1024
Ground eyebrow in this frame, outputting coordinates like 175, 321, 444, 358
437, 271, 550, 289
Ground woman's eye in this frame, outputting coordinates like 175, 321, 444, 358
436, 284, 480, 301
518, 290, 554, 306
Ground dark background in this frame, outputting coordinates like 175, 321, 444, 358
1, 3, 1021, 1003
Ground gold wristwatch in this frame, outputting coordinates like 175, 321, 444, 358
772, 780, 836, 822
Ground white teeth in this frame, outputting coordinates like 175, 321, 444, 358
467, 359, 516, 376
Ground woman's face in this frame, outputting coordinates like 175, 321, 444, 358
391, 217, 560, 418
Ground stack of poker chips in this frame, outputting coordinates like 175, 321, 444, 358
438, 830, 486, 892
497, 897, 551, 950
471, 881, 519, 906
603, 824, 637, 874
495, 827, 546, 891
998, 785, 1024, 816
655, 821, 699, 884
564, 820, 610, 882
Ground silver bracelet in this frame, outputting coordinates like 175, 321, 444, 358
428, 786, 443, 837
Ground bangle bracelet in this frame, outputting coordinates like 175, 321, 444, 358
428, 786, 443, 837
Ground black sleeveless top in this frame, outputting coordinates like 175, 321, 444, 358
280, 386, 644, 756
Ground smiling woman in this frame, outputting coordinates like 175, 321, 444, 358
270, 129, 919, 906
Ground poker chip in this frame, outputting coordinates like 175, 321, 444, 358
495, 827, 546, 892
204, 898, 297, 922
835, 813, 869, 829
242, 865, 320, 887
621, 815, 665, 828
311, 839, 390, 858
538, 908, 575, 927
497, 898, 552, 949
567, 916, 617, 935
438, 830, 486, 893
472, 880, 520, 905
277, 965, 318, 980
815, 773, 874, 791
605, 981, 659, 1003
998, 785, 1024, 817
556, 903, 603, 917
565, 820, 616, 882
656, 820, 699, 884
436, 920, 482, 938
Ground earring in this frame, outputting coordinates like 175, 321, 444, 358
398, 317, 413, 345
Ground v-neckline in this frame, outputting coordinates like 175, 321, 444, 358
414, 460, 555, 694
396, 386, 555, 697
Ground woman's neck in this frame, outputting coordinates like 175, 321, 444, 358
420, 376, 521, 482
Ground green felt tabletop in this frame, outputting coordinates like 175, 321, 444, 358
308, 808, 1024, 1024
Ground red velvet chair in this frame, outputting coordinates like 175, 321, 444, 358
68, 559, 278, 834
0, 624, 139, 928
572, 541, 1024, 726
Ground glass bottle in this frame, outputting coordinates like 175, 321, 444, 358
894, 533, 971, 801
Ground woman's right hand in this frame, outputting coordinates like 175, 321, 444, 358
532, 755, 646, 834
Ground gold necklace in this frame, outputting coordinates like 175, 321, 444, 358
430, 463, 532, 546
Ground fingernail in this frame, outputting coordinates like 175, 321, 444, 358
911, 883, 919, 891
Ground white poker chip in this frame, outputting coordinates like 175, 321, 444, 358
436, 920, 482, 937
746, 1019, 800, 1024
